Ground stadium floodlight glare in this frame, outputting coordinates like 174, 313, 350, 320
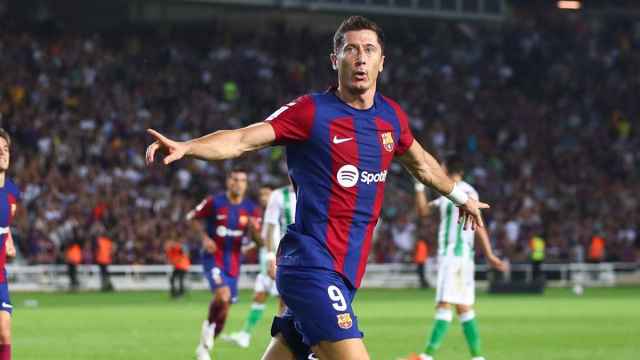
557, 0, 581, 10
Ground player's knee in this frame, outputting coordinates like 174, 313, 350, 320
254, 292, 267, 303
456, 304, 472, 315
436, 302, 451, 310
0, 327, 11, 344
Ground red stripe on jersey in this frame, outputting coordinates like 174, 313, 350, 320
229, 209, 248, 277
382, 96, 415, 156
214, 207, 229, 270
194, 196, 214, 219
7, 194, 16, 225
355, 118, 396, 286
266, 95, 316, 144
325, 117, 358, 274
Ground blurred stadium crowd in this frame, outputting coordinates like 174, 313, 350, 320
0, 12, 638, 267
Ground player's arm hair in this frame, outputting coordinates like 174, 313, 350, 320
399, 141, 454, 197
185, 122, 276, 161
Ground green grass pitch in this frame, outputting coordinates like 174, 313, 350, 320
11, 286, 640, 359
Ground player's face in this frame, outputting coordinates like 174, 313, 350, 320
258, 187, 272, 208
331, 30, 385, 95
226, 172, 248, 198
0, 138, 9, 172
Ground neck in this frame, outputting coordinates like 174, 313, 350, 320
226, 191, 243, 205
451, 174, 463, 182
0, 172, 5, 187
335, 84, 376, 110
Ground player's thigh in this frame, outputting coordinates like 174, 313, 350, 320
0, 311, 10, 344
312, 338, 369, 360
277, 267, 362, 346
261, 334, 296, 360
214, 285, 231, 303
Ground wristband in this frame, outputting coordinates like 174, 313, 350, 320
414, 182, 426, 192
445, 183, 469, 206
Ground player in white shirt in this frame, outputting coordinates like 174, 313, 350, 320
224, 184, 297, 349
405, 154, 508, 360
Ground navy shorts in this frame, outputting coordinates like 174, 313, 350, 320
272, 266, 362, 351
0, 281, 12, 315
203, 267, 238, 304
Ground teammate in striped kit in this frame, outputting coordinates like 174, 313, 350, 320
187, 168, 262, 360
407, 155, 508, 360
146, 16, 488, 360
0, 129, 19, 360
224, 184, 296, 348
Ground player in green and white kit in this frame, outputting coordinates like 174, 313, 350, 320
224, 184, 297, 349
410, 155, 507, 360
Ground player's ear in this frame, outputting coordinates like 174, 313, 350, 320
330, 53, 338, 71
379, 55, 385, 73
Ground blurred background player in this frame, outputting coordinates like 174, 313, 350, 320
0, 129, 20, 360
405, 154, 508, 360
164, 232, 191, 298
225, 182, 296, 348
186, 168, 262, 360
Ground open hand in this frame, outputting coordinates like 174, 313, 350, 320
458, 197, 490, 230
145, 129, 189, 165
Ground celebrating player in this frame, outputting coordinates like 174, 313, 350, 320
146, 16, 488, 360
0, 129, 20, 360
224, 182, 296, 348
187, 168, 262, 360
406, 154, 508, 360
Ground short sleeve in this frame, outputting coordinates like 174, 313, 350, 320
264, 95, 316, 144
384, 97, 415, 156
8, 180, 20, 203
192, 196, 214, 219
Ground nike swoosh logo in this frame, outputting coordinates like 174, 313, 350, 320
1, 302, 12, 309
333, 136, 353, 144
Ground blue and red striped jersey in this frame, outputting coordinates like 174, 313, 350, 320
0, 179, 20, 281
193, 193, 261, 277
265, 88, 415, 288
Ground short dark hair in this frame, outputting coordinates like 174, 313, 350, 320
0, 128, 10, 147
228, 166, 248, 177
333, 16, 385, 54
444, 154, 465, 176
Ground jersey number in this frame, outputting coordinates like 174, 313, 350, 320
327, 285, 347, 312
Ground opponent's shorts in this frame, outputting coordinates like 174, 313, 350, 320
271, 266, 362, 355
435, 256, 475, 306
254, 272, 279, 296
0, 281, 12, 315
204, 266, 238, 304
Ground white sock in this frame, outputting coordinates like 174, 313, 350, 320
200, 320, 216, 349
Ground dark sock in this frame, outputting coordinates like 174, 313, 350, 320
0, 344, 11, 360
207, 300, 230, 337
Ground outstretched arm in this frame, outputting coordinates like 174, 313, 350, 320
145, 122, 276, 165
399, 141, 490, 229
475, 226, 508, 272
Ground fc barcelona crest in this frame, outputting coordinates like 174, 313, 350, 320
381, 132, 394, 152
238, 215, 248, 226
337, 313, 353, 329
